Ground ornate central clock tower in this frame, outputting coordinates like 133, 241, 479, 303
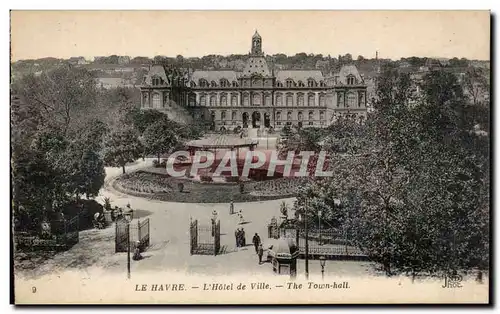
251, 30, 263, 56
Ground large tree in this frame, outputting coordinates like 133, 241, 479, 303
303, 67, 489, 278
102, 128, 144, 174
142, 117, 180, 162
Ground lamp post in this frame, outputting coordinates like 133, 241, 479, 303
318, 209, 322, 246
124, 208, 134, 279
319, 256, 326, 280
212, 210, 218, 237
300, 201, 309, 280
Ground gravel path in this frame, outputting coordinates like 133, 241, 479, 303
15, 158, 377, 280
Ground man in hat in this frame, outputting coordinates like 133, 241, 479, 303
252, 233, 261, 254
235, 228, 240, 248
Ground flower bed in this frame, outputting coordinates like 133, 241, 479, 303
112, 170, 302, 203
248, 177, 308, 197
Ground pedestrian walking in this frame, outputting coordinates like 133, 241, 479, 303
241, 228, 246, 246
238, 210, 244, 224
252, 233, 261, 254
258, 243, 264, 264
235, 228, 240, 247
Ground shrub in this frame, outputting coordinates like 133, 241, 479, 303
103, 197, 112, 211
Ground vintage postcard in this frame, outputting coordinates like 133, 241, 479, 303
10, 10, 491, 304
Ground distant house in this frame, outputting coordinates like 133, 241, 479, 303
68, 57, 88, 65
96, 77, 135, 89
399, 61, 411, 68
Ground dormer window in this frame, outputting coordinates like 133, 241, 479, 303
307, 79, 316, 87
319, 81, 326, 87
190, 81, 196, 88
347, 76, 356, 85
152, 77, 162, 86
276, 81, 283, 87
298, 81, 305, 87
211, 81, 217, 88
220, 79, 229, 87
199, 79, 208, 87
286, 79, 294, 88
232, 81, 238, 87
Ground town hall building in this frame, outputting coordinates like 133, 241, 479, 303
139, 31, 368, 130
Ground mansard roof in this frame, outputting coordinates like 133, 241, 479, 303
275, 70, 324, 83
335, 64, 364, 84
191, 70, 239, 83
144, 64, 169, 85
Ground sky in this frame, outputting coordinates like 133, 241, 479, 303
10, 10, 490, 61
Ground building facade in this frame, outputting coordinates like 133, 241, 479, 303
139, 31, 368, 130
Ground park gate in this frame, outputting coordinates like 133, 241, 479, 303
115, 218, 150, 253
190, 219, 221, 256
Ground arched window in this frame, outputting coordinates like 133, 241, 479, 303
211, 111, 216, 121
337, 93, 344, 107
276, 93, 282, 106
358, 91, 365, 107
298, 81, 305, 87
297, 93, 304, 106
287, 111, 292, 121
286, 79, 294, 88
298, 111, 303, 121
319, 81, 326, 87
143, 93, 149, 107
307, 79, 316, 87
308, 94, 315, 106
319, 93, 325, 106
253, 93, 261, 106
220, 79, 229, 87
319, 110, 325, 121
189, 94, 196, 106
211, 81, 217, 87
152, 93, 161, 108
347, 76, 355, 85
308, 111, 314, 120
264, 93, 271, 106
243, 93, 249, 106
232, 81, 238, 87
276, 81, 283, 87
347, 93, 356, 108
190, 81, 196, 88
286, 93, 293, 106
276, 111, 282, 121
220, 94, 227, 106
200, 95, 206, 106
231, 94, 238, 106
232, 111, 237, 121
221, 111, 226, 120
210, 95, 216, 106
